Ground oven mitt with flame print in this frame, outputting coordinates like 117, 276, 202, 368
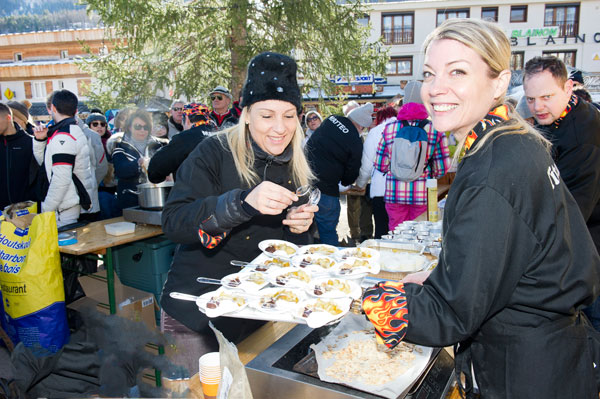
362, 281, 409, 349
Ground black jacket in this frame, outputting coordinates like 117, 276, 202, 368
209, 109, 239, 130
160, 135, 310, 337
0, 123, 38, 210
536, 99, 600, 253
147, 125, 213, 183
305, 115, 363, 197
405, 125, 600, 398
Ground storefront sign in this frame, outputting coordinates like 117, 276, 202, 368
511, 27, 559, 38
509, 30, 600, 46
331, 75, 387, 86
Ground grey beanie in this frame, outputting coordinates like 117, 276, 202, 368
403, 81, 423, 104
86, 113, 107, 125
347, 102, 374, 128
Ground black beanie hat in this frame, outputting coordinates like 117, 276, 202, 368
240, 52, 302, 114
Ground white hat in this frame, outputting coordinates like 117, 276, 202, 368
347, 102, 374, 128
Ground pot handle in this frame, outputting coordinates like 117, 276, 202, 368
123, 189, 140, 195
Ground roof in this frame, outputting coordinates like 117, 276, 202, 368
28, 102, 91, 117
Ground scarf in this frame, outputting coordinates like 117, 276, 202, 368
462, 104, 510, 154
551, 94, 578, 129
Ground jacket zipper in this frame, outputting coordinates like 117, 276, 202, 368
263, 158, 273, 181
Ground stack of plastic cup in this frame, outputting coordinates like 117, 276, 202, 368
199, 352, 221, 399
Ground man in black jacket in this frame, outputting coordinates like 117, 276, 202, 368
305, 102, 374, 245
147, 103, 216, 183
524, 56, 600, 329
0, 102, 38, 211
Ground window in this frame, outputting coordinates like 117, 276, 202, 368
60, 50, 69, 59
511, 52, 524, 71
357, 13, 369, 27
510, 6, 527, 23
481, 7, 498, 22
382, 13, 414, 45
14, 53, 22, 62
387, 56, 412, 76
58, 80, 65, 90
545, 4, 579, 37
543, 50, 576, 67
437, 9, 469, 26
32, 82, 46, 99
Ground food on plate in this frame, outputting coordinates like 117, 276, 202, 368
313, 279, 351, 296
340, 248, 374, 259
339, 259, 371, 274
260, 257, 291, 271
301, 299, 343, 317
305, 245, 337, 255
223, 272, 266, 287
259, 289, 300, 309
299, 256, 335, 269
322, 330, 419, 385
265, 243, 296, 255
275, 269, 310, 286
206, 291, 246, 309
246, 273, 266, 285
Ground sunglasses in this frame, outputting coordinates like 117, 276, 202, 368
172, 107, 184, 112
133, 123, 150, 131
306, 116, 320, 122
211, 95, 224, 101
91, 121, 106, 127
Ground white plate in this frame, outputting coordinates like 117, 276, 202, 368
267, 267, 312, 288
308, 277, 362, 300
258, 239, 299, 258
296, 297, 352, 328
253, 256, 295, 272
297, 244, 339, 257
220, 272, 269, 292
291, 254, 338, 273
334, 257, 380, 278
197, 288, 248, 317
380, 253, 429, 273
249, 287, 306, 313
336, 247, 380, 264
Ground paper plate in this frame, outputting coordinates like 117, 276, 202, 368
291, 254, 338, 273
267, 267, 312, 288
336, 247, 380, 264
197, 288, 248, 318
308, 277, 362, 300
258, 239, 299, 258
334, 257, 380, 278
249, 287, 306, 314
220, 272, 268, 292
296, 297, 352, 328
297, 244, 339, 257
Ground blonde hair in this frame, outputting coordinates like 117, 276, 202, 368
221, 107, 315, 188
423, 18, 550, 162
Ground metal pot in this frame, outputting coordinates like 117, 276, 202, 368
124, 181, 174, 210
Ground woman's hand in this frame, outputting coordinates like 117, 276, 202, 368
400, 270, 431, 285
244, 181, 298, 215
283, 204, 319, 234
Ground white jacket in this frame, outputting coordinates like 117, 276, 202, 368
33, 118, 95, 214
355, 116, 396, 198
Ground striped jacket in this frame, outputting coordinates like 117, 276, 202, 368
374, 103, 450, 205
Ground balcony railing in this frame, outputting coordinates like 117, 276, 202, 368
382, 29, 414, 45
546, 20, 579, 37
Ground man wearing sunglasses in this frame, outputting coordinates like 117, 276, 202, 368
168, 100, 185, 139
208, 86, 239, 130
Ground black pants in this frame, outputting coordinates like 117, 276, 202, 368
372, 197, 389, 239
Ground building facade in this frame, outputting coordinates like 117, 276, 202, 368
364, 0, 600, 96
0, 28, 110, 116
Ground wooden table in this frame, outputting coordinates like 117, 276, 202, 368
59, 216, 163, 314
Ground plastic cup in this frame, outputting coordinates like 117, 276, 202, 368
199, 352, 221, 399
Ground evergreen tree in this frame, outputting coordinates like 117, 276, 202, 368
80, 0, 387, 111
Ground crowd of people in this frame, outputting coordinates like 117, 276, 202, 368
2, 16, 600, 397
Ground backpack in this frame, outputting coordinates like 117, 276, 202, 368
390, 119, 429, 182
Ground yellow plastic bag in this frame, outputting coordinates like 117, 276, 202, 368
0, 210, 69, 356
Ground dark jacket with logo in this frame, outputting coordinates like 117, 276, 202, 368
305, 115, 363, 197
0, 123, 37, 210
536, 98, 600, 254
404, 124, 600, 398
160, 135, 310, 339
